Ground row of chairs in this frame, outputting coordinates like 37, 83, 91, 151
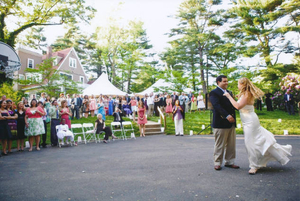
69, 121, 135, 145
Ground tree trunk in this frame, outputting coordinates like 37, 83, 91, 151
198, 49, 207, 94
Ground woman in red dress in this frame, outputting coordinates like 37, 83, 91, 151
165, 94, 173, 117
59, 100, 72, 129
137, 100, 147, 137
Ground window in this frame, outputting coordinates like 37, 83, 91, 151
69, 57, 76, 68
79, 76, 84, 83
53, 58, 58, 66
27, 59, 34, 68
19, 74, 25, 80
26, 73, 32, 80
60, 72, 73, 80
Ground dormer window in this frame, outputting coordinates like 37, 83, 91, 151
27, 58, 34, 68
53, 58, 58, 66
69, 57, 76, 68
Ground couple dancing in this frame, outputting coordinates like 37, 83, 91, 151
209, 75, 292, 175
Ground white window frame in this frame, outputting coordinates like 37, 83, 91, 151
69, 57, 76, 68
79, 76, 84, 83
53, 57, 58, 66
19, 74, 25, 80
25, 73, 32, 80
60, 72, 73, 80
27, 58, 34, 68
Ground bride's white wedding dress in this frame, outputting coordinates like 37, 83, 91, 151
239, 104, 292, 168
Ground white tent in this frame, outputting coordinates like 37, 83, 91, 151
83, 73, 127, 96
137, 79, 173, 95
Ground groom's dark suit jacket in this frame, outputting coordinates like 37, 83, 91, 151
209, 87, 236, 128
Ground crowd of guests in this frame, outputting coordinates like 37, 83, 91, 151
0, 91, 207, 155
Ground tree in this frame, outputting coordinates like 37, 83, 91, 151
228, 0, 299, 67
18, 58, 82, 98
20, 27, 47, 52
167, 0, 226, 94
0, 0, 96, 48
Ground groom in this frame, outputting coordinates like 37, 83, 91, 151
209, 75, 239, 171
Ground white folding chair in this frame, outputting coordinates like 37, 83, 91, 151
56, 125, 74, 148
111, 122, 125, 140
95, 131, 105, 143
82, 123, 97, 143
122, 121, 135, 140
71, 124, 85, 144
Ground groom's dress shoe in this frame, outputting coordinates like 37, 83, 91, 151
225, 164, 240, 169
214, 165, 222, 170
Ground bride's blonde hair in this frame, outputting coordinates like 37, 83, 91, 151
238, 77, 264, 101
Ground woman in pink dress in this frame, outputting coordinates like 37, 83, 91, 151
165, 94, 173, 117
89, 94, 97, 117
130, 96, 137, 123
59, 100, 72, 129
137, 100, 147, 137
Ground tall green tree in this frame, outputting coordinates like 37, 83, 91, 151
0, 0, 96, 48
167, 0, 225, 94
228, 0, 299, 67
20, 27, 47, 52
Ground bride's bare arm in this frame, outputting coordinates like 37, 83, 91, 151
223, 92, 248, 110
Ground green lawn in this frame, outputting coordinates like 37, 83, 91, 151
147, 109, 300, 135
1, 109, 299, 150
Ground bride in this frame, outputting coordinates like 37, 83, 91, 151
223, 77, 292, 175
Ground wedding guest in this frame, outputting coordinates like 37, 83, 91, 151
103, 95, 109, 115
130, 96, 137, 123
57, 118, 75, 146
71, 94, 81, 120
122, 97, 131, 116
165, 95, 173, 117
171, 92, 178, 106
108, 96, 114, 115
147, 93, 154, 117
39, 92, 46, 104
256, 97, 263, 111
97, 98, 106, 121
16, 102, 26, 151
82, 95, 90, 118
197, 92, 205, 113
23, 98, 30, 108
154, 94, 160, 116
57, 93, 66, 107
284, 91, 295, 115
173, 100, 185, 136
0, 100, 12, 155
184, 93, 190, 113
137, 101, 147, 137
112, 107, 125, 126
94, 114, 117, 143
60, 100, 72, 129
190, 94, 197, 113
49, 100, 60, 146
89, 94, 97, 117
45, 96, 51, 115
66, 94, 72, 108
25, 99, 45, 151
125, 94, 130, 103
1, 95, 6, 101
6, 99, 18, 153
265, 92, 273, 111
118, 97, 122, 110
38, 101, 48, 148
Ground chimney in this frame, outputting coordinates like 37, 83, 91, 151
46, 46, 52, 59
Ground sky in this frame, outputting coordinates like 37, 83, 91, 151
43, 0, 184, 54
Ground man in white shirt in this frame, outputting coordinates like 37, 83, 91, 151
147, 92, 154, 117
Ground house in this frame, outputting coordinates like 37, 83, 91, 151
14, 45, 89, 98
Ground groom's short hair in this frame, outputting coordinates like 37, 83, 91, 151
216, 75, 227, 84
